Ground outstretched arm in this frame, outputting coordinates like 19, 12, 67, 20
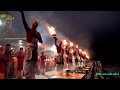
54, 37, 58, 47
20, 11, 30, 32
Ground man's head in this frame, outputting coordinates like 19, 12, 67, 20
42, 52, 44, 55
6, 44, 11, 50
59, 41, 62, 46
32, 20, 38, 29
20, 48, 23, 51
0, 46, 6, 53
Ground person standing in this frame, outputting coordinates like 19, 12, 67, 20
40, 52, 46, 74
16, 48, 24, 79
65, 46, 70, 68
0, 46, 7, 79
4, 44, 11, 79
53, 37, 64, 71
20, 11, 43, 79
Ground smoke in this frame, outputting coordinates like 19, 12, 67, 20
72, 30, 94, 58
24, 11, 73, 46
22, 11, 94, 58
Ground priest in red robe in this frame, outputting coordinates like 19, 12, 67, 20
20, 11, 43, 79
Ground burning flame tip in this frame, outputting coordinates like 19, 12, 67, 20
47, 25, 56, 36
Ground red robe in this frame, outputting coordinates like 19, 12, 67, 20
66, 49, 70, 63
73, 51, 76, 57
56, 45, 64, 63
54, 57, 57, 67
40, 55, 46, 68
16, 51, 24, 71
56, 45, 63, 53
0, 53, 7, 73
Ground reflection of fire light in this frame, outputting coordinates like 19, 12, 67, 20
72, 73, 76, 77
47, 25, 56, 37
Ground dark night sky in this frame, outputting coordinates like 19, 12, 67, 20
1, 11, 120, 64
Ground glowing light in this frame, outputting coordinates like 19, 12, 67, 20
19, 42, 22, 45
63, 39, 68, 46
50, 45, 57, 52
19, 40, 22, 43
86, 55, 89, 59
47, 25, 56, 37
70, 49, 74, 53
70, 42, 73, 47
20, 45, 23, 48
76, 45, 78, 48
0, 20, 3, 25
79, 49, 82, 52
83, 51, 86, 55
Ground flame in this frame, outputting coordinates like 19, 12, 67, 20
76, 45, 78, 48
47, 25, 56, 36
70, 42, 73, 47
63, 46, 66, 49
70, 49, 74, 53
83, 51, 86, 55
79, 49, 82, 52
86, 55, 89, 59
63, 39, 68, 46
81, 51, 84, 54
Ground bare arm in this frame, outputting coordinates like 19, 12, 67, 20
20, 11, 30, 32
38, 32, 43, 43
54, 37, 58, 47
33, 32, 43, 43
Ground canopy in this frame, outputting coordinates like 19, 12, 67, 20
0, 13, 14, 20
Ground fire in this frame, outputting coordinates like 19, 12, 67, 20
79, 49, 82, 52
47, 25, 56, 37
63, 39, 68, 46
63, 46, 66, 49
83, 51, 86, 55
76, 45, 78, 48
70, 42, 73, 47
86, 55, 89, 59
70, 49, 74, 53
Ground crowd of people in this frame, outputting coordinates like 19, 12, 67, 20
0, 44, 57, 79
0, 44, 24, 79
0, 41, 86, 79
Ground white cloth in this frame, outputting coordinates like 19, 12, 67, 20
24, 37, 38, 61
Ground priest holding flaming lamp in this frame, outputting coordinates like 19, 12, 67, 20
47, 25, 64, 71
78, 49, 82, 67
62, 39, 68, 69
69, 42, 76, 69
74, 45, 80, 67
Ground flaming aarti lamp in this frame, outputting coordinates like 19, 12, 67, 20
47, 25, 57, 39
